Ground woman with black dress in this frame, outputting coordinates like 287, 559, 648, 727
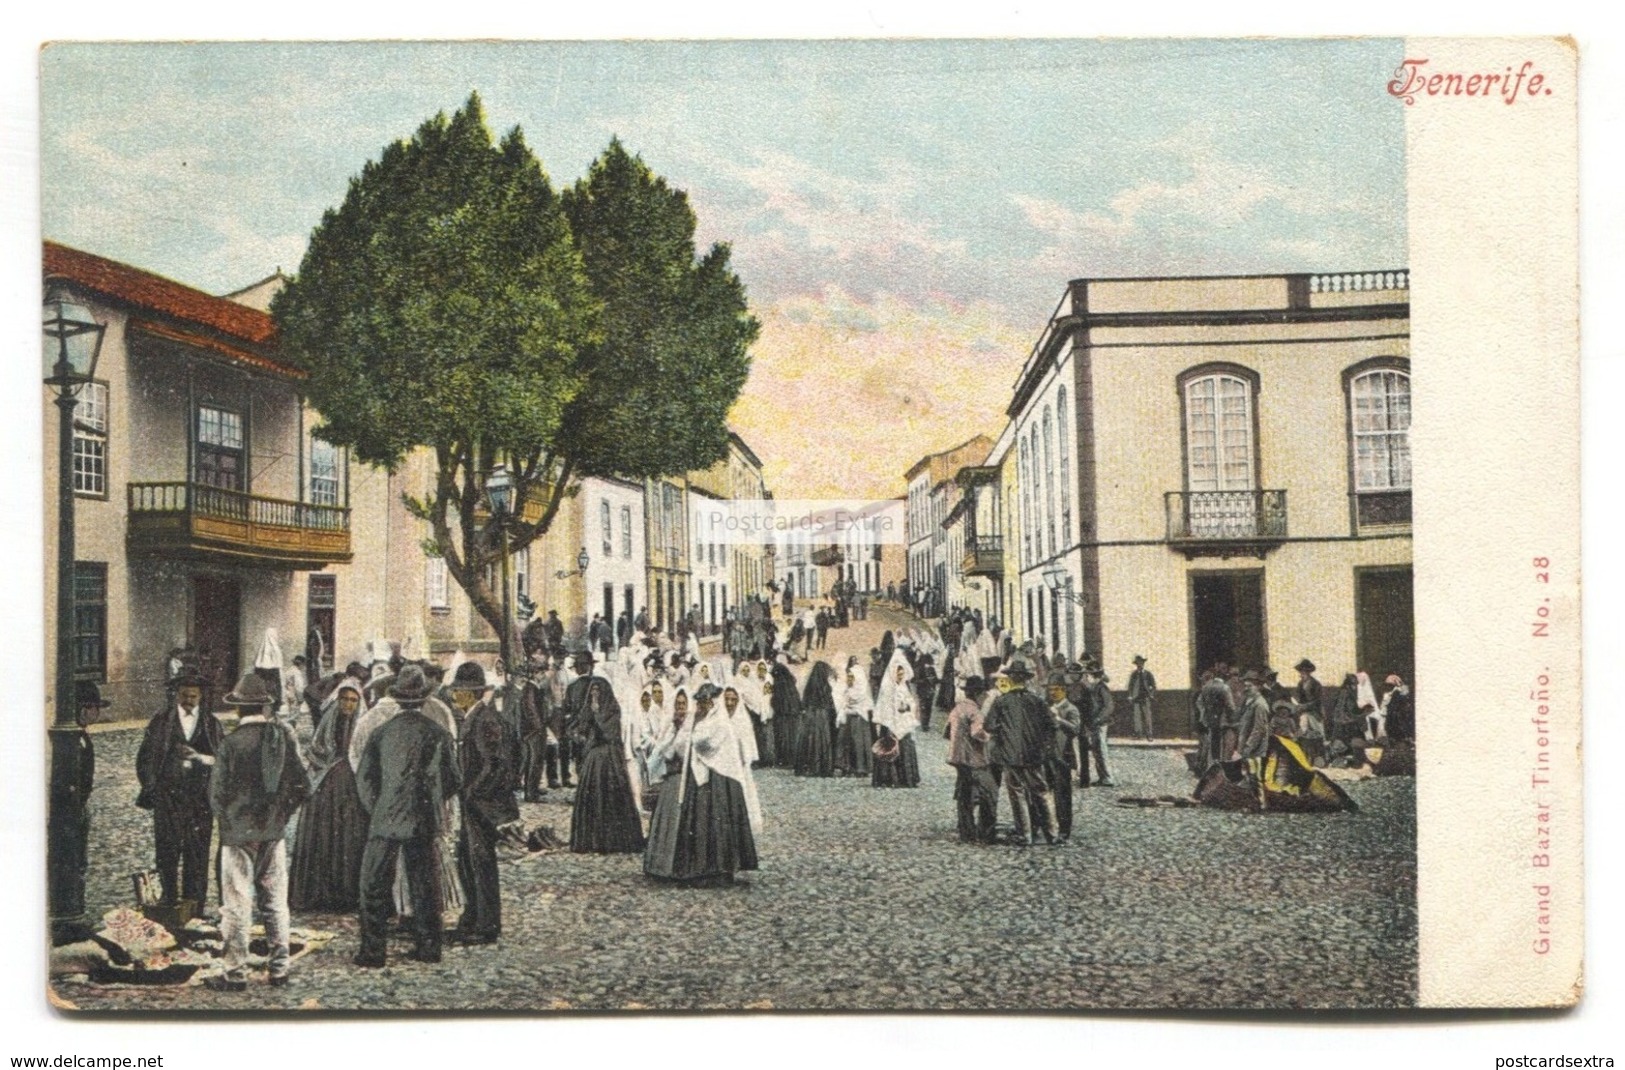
569, 676, 647, 854
793, 662, 837, 777
644, 684, 760, 885
872, 650, 922, 788
770, 657, 801, 768
289, 680, 366, 911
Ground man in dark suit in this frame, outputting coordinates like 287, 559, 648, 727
981, 656, 1058, 846
448, 662, 517, 946
354, 665, 461, 967
135, 666, 223, 910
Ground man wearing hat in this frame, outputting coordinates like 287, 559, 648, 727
1234, 671, 1273, 764
1043, 671, 1082, 843
354, 665, 462, 967
136, 665, 223, 911
981, 655, 1059, 846
206, 673, 310, 991
560, 646, 599, 786
1292, 659, 1325, 743
1083, 665, 1117, 788
1127, 655, 1157, 742
448, 662, 517, 946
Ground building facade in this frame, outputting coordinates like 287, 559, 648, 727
901, 435, 993, 616
1003, 270, 1414, 732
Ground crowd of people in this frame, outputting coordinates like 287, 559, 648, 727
123, 596, 1413, 991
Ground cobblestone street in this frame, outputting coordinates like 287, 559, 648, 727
57, 606, 1416, 1013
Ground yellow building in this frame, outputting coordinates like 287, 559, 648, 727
1005, 270, 1412, 732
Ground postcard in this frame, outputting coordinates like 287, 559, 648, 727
33, 36, 1579, 1014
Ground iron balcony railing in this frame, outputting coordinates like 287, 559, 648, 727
1165, 489, 1288, 543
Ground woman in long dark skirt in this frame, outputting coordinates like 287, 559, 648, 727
770, 658, 801, 767
644, 684, 760, 885
570, 676, 647, 854
871, 651, 922, 788
833, 658, 873, 778
793, 662, 837, 777
289, 681, 367, 911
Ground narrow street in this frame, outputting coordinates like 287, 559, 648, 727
57, 603, 1416, 1012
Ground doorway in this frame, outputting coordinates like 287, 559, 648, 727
1356, 566, 1415, 684
191, 574, 241, 699
1189, 570, 1266, 674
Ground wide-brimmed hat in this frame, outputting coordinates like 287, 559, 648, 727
1240, 670, 1263, 686
692, 683, 721, 704
1295, 658, 1317, 674
389, 664, 433, 705
1045, 671, 1070, 690
1132, 654, 1147, 665
223, 672, 275, 707
450, 661, 490, 692
75, 680, 111, 709
1004, 655, 1036, 681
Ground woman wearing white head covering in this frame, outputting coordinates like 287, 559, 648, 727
872, 650, 921, 788
289, 680, 366, 911
833, 656, 873, 778
643, 682, 759, 885
740, 659, 775, 767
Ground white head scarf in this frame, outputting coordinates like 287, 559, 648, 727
254, 627, 284, 671
874, 650, 918, 738
838, 662, 873, 722
672, 689, 762, 836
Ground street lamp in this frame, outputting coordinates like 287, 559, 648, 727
483, 463, 515, 678
44, 281, 105, 945
554, 546, 589, 580
1042, 563, 1086, 605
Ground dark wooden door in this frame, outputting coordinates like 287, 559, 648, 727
191, 574, 240, 700
1357, 567, 1415, 685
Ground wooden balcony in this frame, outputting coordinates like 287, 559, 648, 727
962, 534, 1004, 577
1165, 489, 1288, 559
127, 481, 352, 569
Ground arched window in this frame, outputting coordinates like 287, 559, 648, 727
1183, 371, 1256, 492
1042, 407, 1057, 557
1350, 368, 1411, 491
1030, 424, 1045, 559
1019, 439, 1033, 565
1346, 360, 1412, 527
1056, 387, 1071, 543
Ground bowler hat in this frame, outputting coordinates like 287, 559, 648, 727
1295, 658, 1317, 674
223, 672, 275, 707
75, 680, 111, 709
168, 665, 208, 690
1045, 671, 1070, 690
450, 661, 490, 692
389, 664, 433, 704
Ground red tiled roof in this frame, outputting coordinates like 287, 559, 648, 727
44, 241, 300, 377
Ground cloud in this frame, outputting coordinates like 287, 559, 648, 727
729, 288, 1028, 500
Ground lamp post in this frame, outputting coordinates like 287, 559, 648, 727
44, 282, 105, 945
483, 463, 515, 678
554, 546, 589, 581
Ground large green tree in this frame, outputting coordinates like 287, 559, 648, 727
273, 98, 756, 643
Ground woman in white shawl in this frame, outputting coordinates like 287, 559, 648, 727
643, 683, 760, 885
833, 656, 874, 778
871, 650, 922, 788
739, 658, 775, 767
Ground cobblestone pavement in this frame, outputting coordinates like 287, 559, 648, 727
57, 605, 1416, 1012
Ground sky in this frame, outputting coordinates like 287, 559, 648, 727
40, 39, 1407, 499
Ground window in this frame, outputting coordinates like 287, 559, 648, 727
196, 404, 245, 491
1056, 388, 1072, 542
1042, 407, 1057, 557
309, 436, 340, 506
1351, 369, 1412, 491
306, 574, 337, 673
426, 556, 450, 610
72, 562, 107, 680
72, 382, 108, 497
1019, 440, 1033, 565
601, 499, 613, 558
516, 545, 531, 600
1184, 373, 1255, 492
620, 506, 633, 558
1030, 425, 1045, 558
